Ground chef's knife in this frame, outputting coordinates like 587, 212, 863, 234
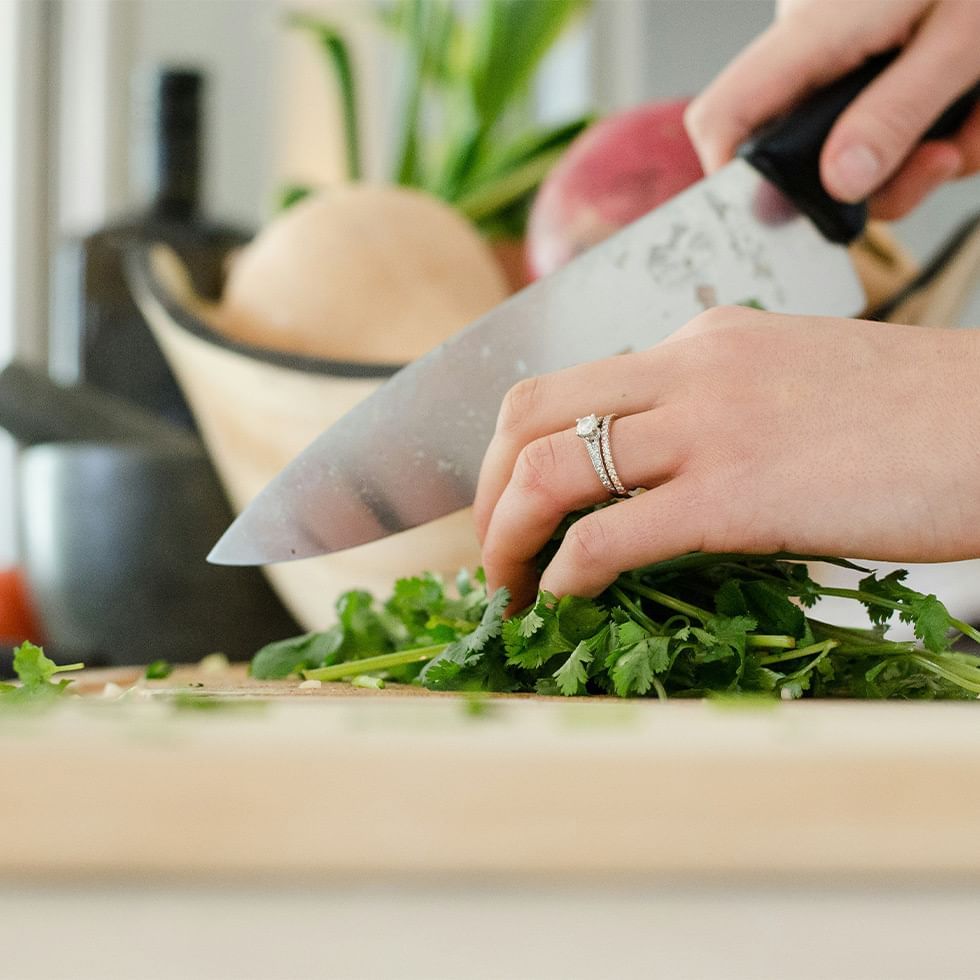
210, 51, 978, 566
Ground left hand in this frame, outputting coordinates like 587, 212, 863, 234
473, 306, 980, 612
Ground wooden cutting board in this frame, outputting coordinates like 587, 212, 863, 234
3, 663, 980, 880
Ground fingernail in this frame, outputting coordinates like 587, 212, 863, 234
828, 144, 881, 202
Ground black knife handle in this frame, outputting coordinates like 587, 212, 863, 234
738, 49, 980, 244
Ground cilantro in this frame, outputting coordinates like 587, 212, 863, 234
145, 659, 174, 680
1, 642, 83, 705
250, 540, 980, 700
553, 641, 593, 696
251, 626, 344, 679
420, 587, 509, 690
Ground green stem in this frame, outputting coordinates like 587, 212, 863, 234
454, 145, 565, 223
626, 583, 711, 621
808, 587, 980, 646
304, 644, 447, 682
759, 640, 836, 667
809, 586, 905, 610
53, 663, 85, 674
289, 14, 361, 181
910, 654, 980, 695
651, 676, 668, 702
351, 675, 386, 690
746, 635, 797, 650
609, 586, 660, 633
787, 641, 837, 675
949, 616, 980, 645
807, 619, 916, 653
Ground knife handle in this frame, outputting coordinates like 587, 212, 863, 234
738, 49, 979, 245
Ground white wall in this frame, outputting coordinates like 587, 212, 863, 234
0, 0, 54, 566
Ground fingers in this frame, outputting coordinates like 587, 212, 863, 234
472, 305, 757, 546
950, 99, 980, 176
821, 2, 980, 202
684, 2, 909, 172
481, 411, 681, 609
868, 141, 963, 219
472, 351, 662, 545
538, 478, 707, 599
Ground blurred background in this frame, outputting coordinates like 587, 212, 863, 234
1, 0, 978, 671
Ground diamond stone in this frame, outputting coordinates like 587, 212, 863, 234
576, 414, 600, 439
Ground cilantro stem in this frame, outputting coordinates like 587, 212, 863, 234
52, 663, 84, 674
760, 639, 838, 667
949, 617, 980, 645
625, 583, 710, 621
651, 676, 668, 701
745, 634, 797, 650
609, 586, 660, 632
303, 644, 447, 682
805, 586, 980, 646
909, 654, 980, 694
807, 619, 917, 653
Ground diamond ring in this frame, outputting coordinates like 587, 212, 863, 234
576, 412, 628, 497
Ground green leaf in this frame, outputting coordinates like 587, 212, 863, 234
13, 642, 61, 688
145, 660, 173, 680
467, 0, 590, 129
556, 595, 607, 644
519, 609, 545, 639
251, 627, 344, 680
289, 12, 361, 180
453, 117, 592, 224
1, 642, 84, 705
903, 594, 952, 653
277, 184, 314, 211
420, 587, 509, 689
336, 590, 394, 659
503, 592, 573, 669
553, 641, 593, 696
740, 580, 807, 639
611, 647, 655, 698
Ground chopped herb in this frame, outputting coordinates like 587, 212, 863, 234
252, 545, 980, 700
145, 659, 174, 680
0, 642, 84, 706
351, 674, 385, 690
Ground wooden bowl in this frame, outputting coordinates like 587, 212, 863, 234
126, 243, 481, 632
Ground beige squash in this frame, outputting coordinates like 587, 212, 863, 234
130, 183, 509, 632
214, 184, 508, 362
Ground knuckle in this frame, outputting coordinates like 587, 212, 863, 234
512, 435, 561, 499
562, 516, 612, 572
497, 376, 543, 437
683, 97, 708, 139
688, 304, 750, 334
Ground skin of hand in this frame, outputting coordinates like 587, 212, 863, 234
474, 307, 980, 611
684, 0, 980, 219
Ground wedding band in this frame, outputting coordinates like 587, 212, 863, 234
575, 413, 620, 497
599, 413, 628, 496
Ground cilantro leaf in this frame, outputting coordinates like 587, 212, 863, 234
145, 659, 174, 680
251, 626, 344, 679
553, 641, 593, 696
902, 594, 951, 653
420, 587, 509, 690
13, 643, 63, 688
518, 609, 545, 639
1, 642, 84, 704
611, 646, 656, 697
556, 596, 607, 643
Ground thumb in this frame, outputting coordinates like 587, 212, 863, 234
821, 4, 980, 202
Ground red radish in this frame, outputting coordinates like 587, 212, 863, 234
527, 99, 703, 278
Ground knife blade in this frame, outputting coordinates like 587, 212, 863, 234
209, 53, 978, 567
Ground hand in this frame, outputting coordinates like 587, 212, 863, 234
684, 0, 980, 219
474, 307, 980, 610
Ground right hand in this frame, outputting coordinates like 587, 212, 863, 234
684, 0, 980, 220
